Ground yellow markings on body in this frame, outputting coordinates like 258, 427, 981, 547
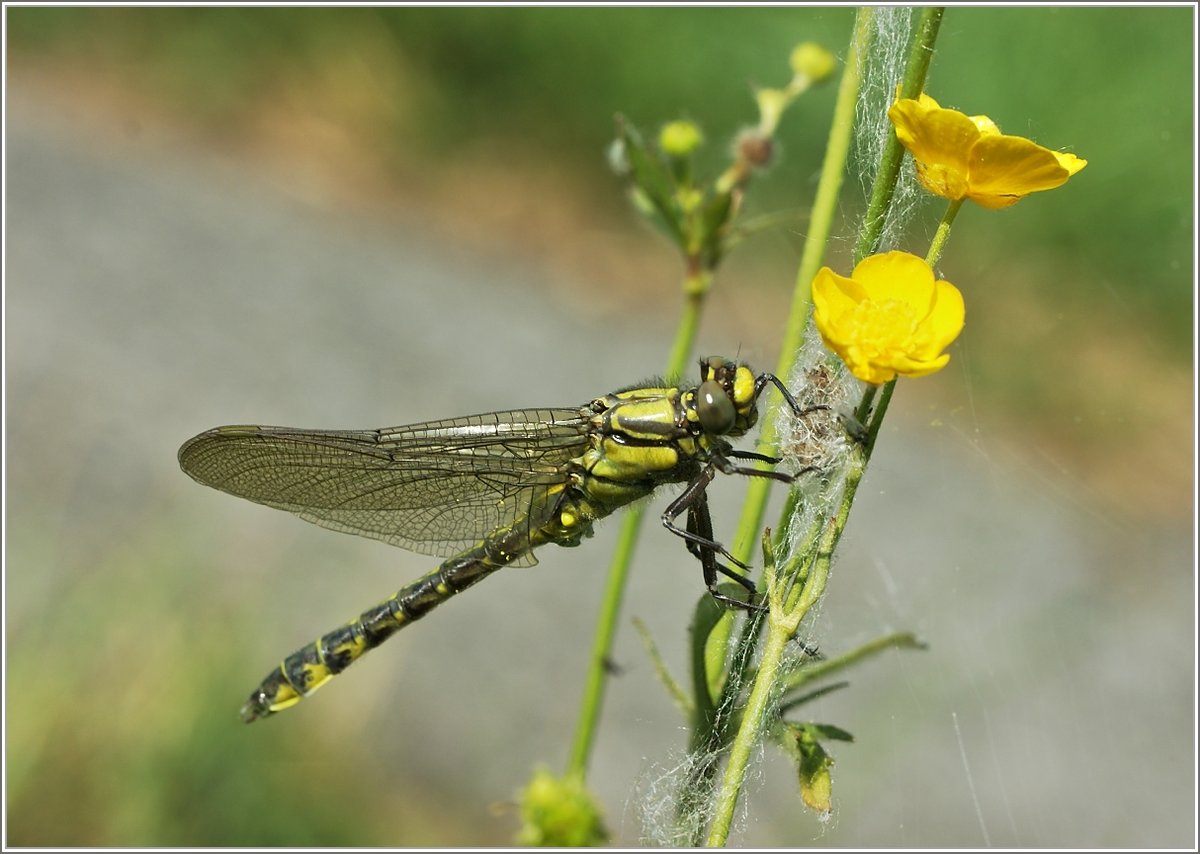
330, 628, 370, 664
560, 508, 578, 529
594, 439, 679, 477
301, 661, 334, 693
734, 366, 755, 409
436, 581, 451, 595
614, 386, 672, 402
268, 680, 303, 712
387, 592, 410, 625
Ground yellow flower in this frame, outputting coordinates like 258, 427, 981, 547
812, 251, 964, 385
889, 93, 1087, 209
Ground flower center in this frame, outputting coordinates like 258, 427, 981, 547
845, 298, 920, 357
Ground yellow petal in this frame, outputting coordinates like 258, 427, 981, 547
890, 99, 979, 200
851, 251, 938, 313
1054, 151, 1088, 176
842, 345, 895, 385
910, 279, 965, 361
967, 134, 1077, 208
812, 265, 866, 317
888, 351, 950, 378
969, 114, 1001, 136
926, 279, 966, 348
915, 92, 942, 110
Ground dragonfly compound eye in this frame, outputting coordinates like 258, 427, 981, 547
696, 380, 737, 434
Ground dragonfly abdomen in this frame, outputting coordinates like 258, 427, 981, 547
239, 527, 530, 723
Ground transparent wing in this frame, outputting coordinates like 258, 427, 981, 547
178, 408, 591, 562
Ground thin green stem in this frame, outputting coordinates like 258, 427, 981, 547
566, 511, 641, 777
700, 8, 949, 844
712, 2, 872, 672
704, 623, 791, 847
863, 378, 896, 459
633, 617, 693, 718
566, 277, 705, 780
781, 630, 925, 699
676, 11, 874, 845
854, 6, 944, 263
926, 197, 963, 267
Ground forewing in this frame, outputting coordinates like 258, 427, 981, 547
178, 408, 591, 560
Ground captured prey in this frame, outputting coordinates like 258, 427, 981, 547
178, 356, 808, 722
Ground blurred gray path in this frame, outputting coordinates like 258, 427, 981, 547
6, 93, 1194, 847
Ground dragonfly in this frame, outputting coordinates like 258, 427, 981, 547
178, 356, 807, 723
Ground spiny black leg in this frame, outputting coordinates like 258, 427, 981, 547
753, 372, 810, 417
687, 491, 764, 612
754, 370, 870, 448
661, 464, 750, 572
712, 453, 818, 483
684, 504, 704, 560
726, 448, 785, 466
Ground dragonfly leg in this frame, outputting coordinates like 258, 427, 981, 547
725, 447, 786, 466
662, 466, 764, 611
753, 373, 832, 419
661, 464, 749, 572
755, 371, 873, 447
687, 492, 765, 612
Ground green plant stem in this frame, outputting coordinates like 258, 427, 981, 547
701, 8, 949, 843
701, 8, 871, 714
781, 630, 925, 701
727, 8, 869, 569
704, 617, 792, 846
926, 197, 962, 267
675, 12, 874, 844
855, 5, 944, 262
566, 272, 707, 780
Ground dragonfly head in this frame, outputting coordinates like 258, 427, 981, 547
695, 356, 760, 437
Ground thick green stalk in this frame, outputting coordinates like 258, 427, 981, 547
855, 6, 944, 263
727, 8, 870, 570
700, 8, 949, 844
675, 11, 875, 843
706, 452, 862, 847
704, 617, 792, 846
566, 274, 707, 779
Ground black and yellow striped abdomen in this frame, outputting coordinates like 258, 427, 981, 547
241, 482, 603, 722
241, 543, 507, 721
179, 356, 776, 722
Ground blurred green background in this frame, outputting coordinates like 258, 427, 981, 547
5, 6, 1194, 847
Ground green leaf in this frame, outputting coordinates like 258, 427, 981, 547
797, 736, 834, 814
687, 583, 748, 733
808, 722, 854, 742
688, 589, 727, 729
776, 680, 851, 717
615, 117, 685, 246
698, 189, 735, 268
780, 631, 926, 703
781, 722, 852, 814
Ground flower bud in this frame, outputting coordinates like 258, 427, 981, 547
658, 119, 704, 157
735, 130, 775, 169
516, 768, 608, 847
790, 42, 837, 84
